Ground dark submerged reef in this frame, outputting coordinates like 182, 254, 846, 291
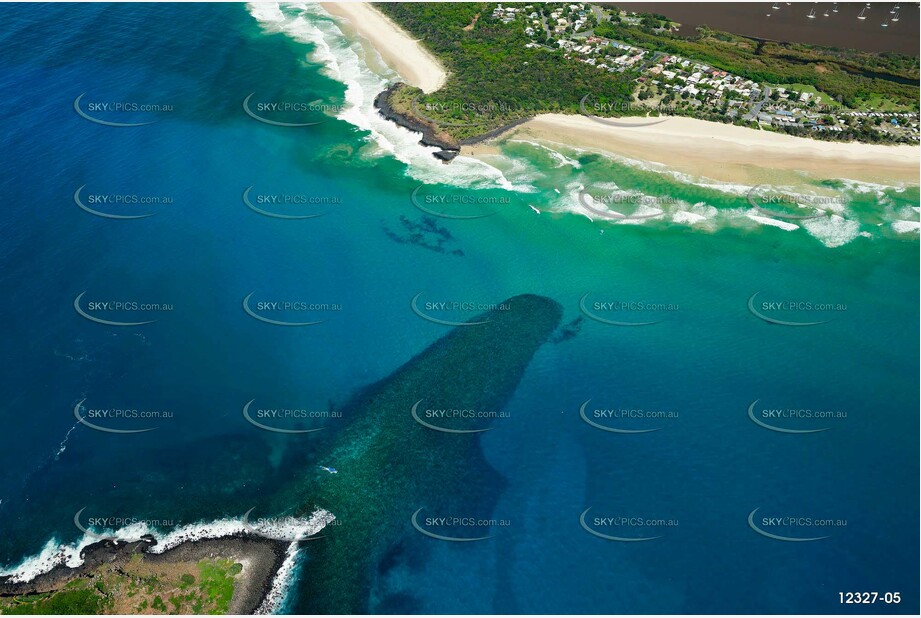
272, 294, 563, 613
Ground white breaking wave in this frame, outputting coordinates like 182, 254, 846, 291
255, 541, 303, 615
745, 213, 800, 232
507, 139, 582, 168
513, 136, 917, 247
247, 2, 286, 23
802, 214, 862, 248
892, 220, 921, 234
672, 202, 718, 228
0, 536, 100, 584
835, 178, 907, 197
244, 3, 916, 249
53, 421, 80, 461
152, 508, 334, 552
246, 2, 531, 192
0, 508, 334, 589
672, 211, 708, 225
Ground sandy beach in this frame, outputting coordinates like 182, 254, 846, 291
463, 114, 921, 185
321, 2, 446, 93
322, 3, 917, 185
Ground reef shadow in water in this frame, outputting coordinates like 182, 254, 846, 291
551, 316, 584, 344
267, 294, 563, 614
382, 215, 464, 257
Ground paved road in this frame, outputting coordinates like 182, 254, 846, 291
743, 85, 772, 121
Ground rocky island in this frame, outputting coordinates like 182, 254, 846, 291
0, 535, 290, 615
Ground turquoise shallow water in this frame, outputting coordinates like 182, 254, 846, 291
0, 2, 917, 614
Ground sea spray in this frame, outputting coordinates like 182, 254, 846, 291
255, 541, 304, 615
265, 294, 564, 613
245, 3, 918, 250
247, 2, 531, 193
0, 509, 334, 584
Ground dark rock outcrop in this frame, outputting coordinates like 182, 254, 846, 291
373, 84, 460, 162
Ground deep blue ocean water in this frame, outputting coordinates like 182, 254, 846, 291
0, 3, 918, 614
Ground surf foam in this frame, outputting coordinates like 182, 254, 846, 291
0, 509, 334, 585
247, 2, 530, 192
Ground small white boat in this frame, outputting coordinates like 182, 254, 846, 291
890, 3, 899, 13
891, 11, 900, 21
832, 3, 839, 13
807, 7, 816, 18
858, 7, 868, 19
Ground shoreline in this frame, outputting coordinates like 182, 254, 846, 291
0, 534, 288, 615
320, 2, 446, 94
0, 510, 335, 614
319, 4, 918, 185
372, 83, 535, 162
461, 114, 921, 185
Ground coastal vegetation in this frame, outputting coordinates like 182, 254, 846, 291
376, 2, 637, 141
0, 556, 243, 615
595, 20, 919, 110
375, 2, 919, 145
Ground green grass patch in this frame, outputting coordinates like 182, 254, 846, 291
853, 93, 908, 111
773, 83, 836, 106
0, 588, 104, 615
196, 559, 240, 614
